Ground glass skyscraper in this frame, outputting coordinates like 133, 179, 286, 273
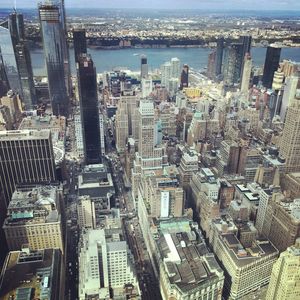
223, 43, 244, 86
0, 47, 10, 97
0, 24, 22, 94
77, 54, 101, 164
9, 12, 37, 110
38, 3, 69, 116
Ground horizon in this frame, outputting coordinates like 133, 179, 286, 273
1, 0, 300, 11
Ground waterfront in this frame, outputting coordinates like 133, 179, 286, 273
30, 47, 300, 76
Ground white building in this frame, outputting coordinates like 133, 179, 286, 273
78, 229, 139, 300
171, 57, 181, 79
161, 62, 171, 87
77, 195, 96, 229
74, 113, 84, 157
141, 77, 153, 98
240, 53, 252, 94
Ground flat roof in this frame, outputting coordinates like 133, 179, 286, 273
219, 233, 278, 267
0, 249, 60, 300
0, 129, 51, 141
156, 219, 223, 293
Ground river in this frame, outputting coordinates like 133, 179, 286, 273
30, 47, 300, 76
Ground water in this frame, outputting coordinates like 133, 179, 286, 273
29, 47, 300, 77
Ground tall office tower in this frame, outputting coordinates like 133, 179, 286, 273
207, 50, 216, 79
266, 239, 300, 300
78, 229, 139, 300
240, 53, 252, 93
180, 64, 189, 89
140, 54, 148, 78
141, 77, 153, 98
161, 61, 171, 87
241, 35, 252, 57
0, 130, 56, 207
171, 57, 181, 79
73, 28, 87, 63
3, 186, 64, 253
280, 76, 299, 121
0, 22, 22, 94
115, 96, 129, 152
223, 43, 244, 86
279, 98, 300, 172
138, 101, 163, 168
0, 47, 10, 97
14, 44, 36, 109
9, 12, 36, 110
57, 0, 71, 97
262, 45, 281, 89
77, 54, 101, 164
115, 90, 139, 152
138, 101, 155, 157
215, 38, 224, 78
39, 3, 69, 116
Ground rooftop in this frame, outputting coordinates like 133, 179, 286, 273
214, 220, 278, 267
4, 186, 60, 226
0, 249, 61, 300
156, 219, 223, 293
0, 129, 51, 141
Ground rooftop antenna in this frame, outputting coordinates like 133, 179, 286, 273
13, 0, 17, 12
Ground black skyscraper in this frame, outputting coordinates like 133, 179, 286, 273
262, 46, 282, 89
73, 29, 87, 63
215, 38, 224, 78
141, 55, 148, 78
77, 54, 101, 164
241, 36, 252, 57
240, 35, 252, 78
180, 64, 189, 89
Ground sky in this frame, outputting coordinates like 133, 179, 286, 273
1, 0, 300, 10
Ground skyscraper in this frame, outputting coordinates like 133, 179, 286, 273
215, 38, 224, 78
223, 43, 244, 86
9, 12, 37, 109
280, 76, 299, 121
77, 54, 101, 164
241, 35, 252, 57
39, 3, 69, 116
140, 54, 148, 78
161, 61, 171, 87
207, 50, 216, 79
180, 64, 189, 89
262, 45, 281, 89
0, 130, 56, 206
0, 47, 10, 97
279, 98, 300, 172
240, 53, 252, 93
266, 239, 300, 300
0, 23, 22, 94
73, 28, 87, 63
171, 57, 180, 79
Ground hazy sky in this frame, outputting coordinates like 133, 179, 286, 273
1, 0, 300, 10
